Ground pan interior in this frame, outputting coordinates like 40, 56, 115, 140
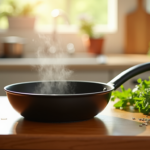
5, 81, 113, 95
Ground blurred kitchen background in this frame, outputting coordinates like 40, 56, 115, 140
0, 0, 150, 95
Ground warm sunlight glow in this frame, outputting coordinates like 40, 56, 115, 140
51, 9, 60, 18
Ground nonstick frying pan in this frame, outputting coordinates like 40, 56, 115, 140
4, 62, 150, 122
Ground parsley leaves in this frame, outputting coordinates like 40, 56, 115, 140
111, 78, 150, 115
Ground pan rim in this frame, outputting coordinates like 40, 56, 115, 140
4, 80, 114, 96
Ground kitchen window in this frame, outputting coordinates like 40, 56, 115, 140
0, 0, 118, 33
36, 0, 118, 33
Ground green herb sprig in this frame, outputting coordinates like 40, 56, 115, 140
111, 78, 150, 115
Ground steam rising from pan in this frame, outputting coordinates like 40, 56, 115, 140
34, 35, 74, 94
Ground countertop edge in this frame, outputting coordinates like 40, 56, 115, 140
0, 135, 150, 150
0, 54, 150, 71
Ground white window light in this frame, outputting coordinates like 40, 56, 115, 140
106, 0, 118, 32
146, 0, 150, 13
37, 0, 118, 34
94, 0, 118, 33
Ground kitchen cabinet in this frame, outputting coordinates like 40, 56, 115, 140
0, 54, 150, 95
2, 69, 150, 96
0, 70, 109, 96
0, 70, 39, 96
68, 70, 109, 82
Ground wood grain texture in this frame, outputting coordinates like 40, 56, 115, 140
1, 135, 150, 150
125, 0, 150, 54
0, 96, 150, 149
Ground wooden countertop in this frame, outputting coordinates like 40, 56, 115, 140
0, 54, 150, 71
1, 96, 150, 150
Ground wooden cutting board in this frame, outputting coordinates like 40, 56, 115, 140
125, 0, 150, 54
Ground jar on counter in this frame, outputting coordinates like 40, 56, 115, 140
0, 36, 25, 58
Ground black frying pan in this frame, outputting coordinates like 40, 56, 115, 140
4, 62, 150, 122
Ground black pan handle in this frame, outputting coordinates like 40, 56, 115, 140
107, 62, 150, 90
